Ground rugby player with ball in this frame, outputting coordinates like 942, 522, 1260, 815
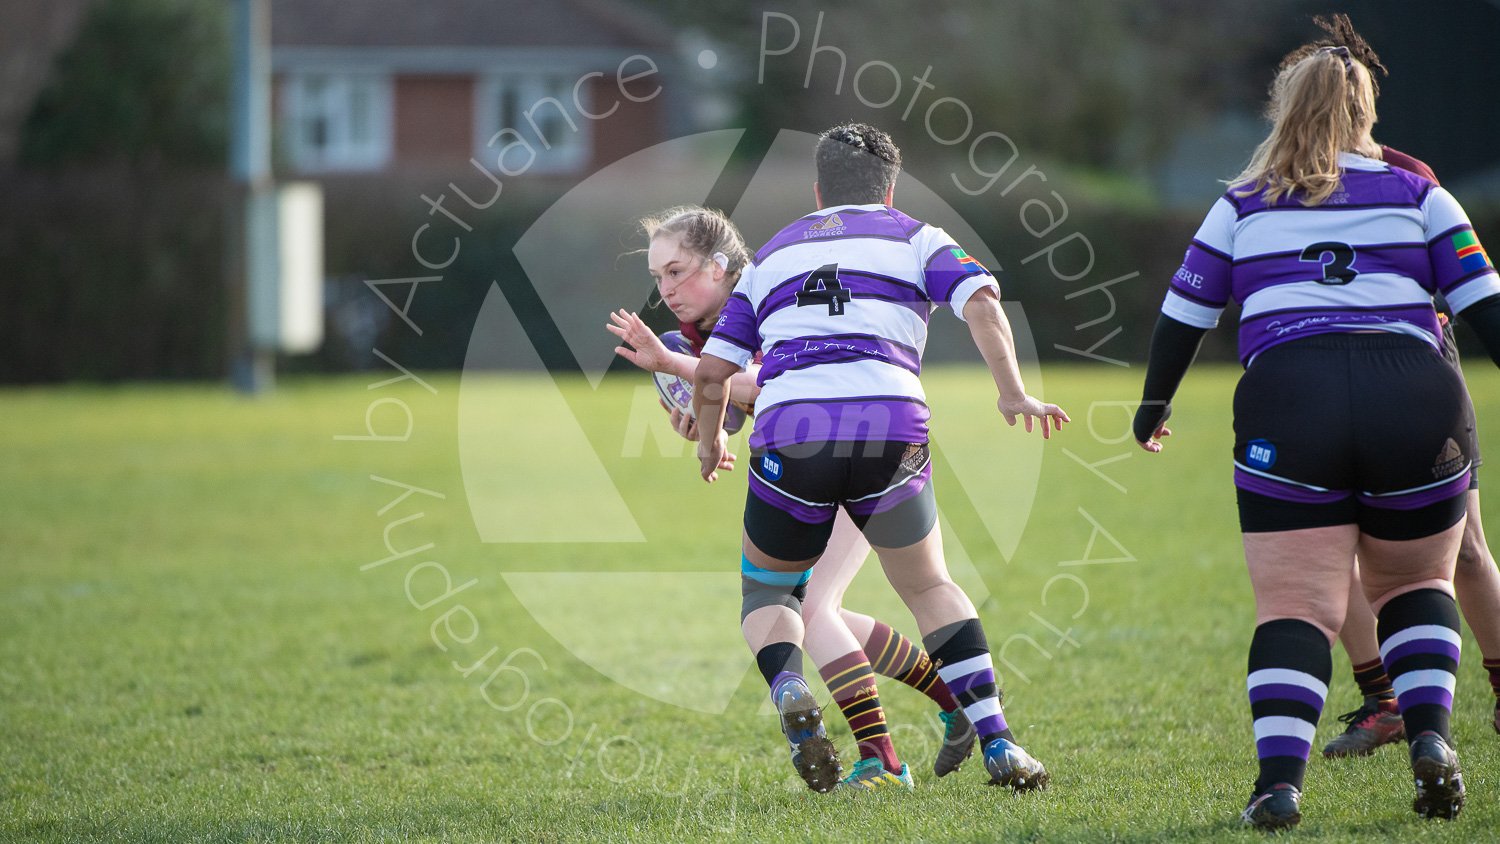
693, 124, 1068, 797
608, 205, 979, 791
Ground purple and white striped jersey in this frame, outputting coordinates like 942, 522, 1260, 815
1163, 152, 1500, 365
701, 204, 999, 450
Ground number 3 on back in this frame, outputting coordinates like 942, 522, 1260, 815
1300, 241, 1358, 285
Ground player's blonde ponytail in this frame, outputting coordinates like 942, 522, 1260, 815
1233, 46, 1380, 206
638, 206, 750, 285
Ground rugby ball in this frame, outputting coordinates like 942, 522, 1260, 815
655, 331, 745, 434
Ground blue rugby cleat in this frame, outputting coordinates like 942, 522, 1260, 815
774, 677, 841, 793
982, 737, 1049, 792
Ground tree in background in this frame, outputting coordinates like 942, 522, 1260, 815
20, 0, 227, 170
3, 0, 230, 382
639, 0, 1306, 181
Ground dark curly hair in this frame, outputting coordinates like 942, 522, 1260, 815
1278, 14, 1389, 98
814, 123, 902, 206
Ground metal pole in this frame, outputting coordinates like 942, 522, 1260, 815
228, 0, 273, 393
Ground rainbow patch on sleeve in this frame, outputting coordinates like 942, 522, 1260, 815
1453, 229, 1493, 274
950, 247, 989, 274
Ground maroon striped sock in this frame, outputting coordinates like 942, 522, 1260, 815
1484, 657, 1500, 704
819, 650, 900, 773
1351, 657, 1395, 702
864, 620, 960, 712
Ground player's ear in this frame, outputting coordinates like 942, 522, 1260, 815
813, 182, 824, 209
883, 182, 895, 206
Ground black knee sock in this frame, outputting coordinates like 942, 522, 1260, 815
1247, 619, 1331, 793
756, 642, 803, 688
1377, 589, 1461, 742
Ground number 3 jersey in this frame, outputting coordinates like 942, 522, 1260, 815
700, 203, 999, 450
1163, 152, 1500, 365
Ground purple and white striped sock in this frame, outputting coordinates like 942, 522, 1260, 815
1378, 589, 1462, 741
924, 618, 1012, 744
1246, 619, 1330, 792
937, 653, 1009, 741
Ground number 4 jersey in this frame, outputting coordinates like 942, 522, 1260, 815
1163, 152, 1500, 365
701, 203, 998, 450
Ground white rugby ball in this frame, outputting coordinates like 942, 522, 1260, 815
654, 331, 745, 434
652, 369, 697, 418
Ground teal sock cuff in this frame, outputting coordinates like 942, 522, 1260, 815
741, 554, 812, 587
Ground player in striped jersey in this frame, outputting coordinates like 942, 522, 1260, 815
1317, 143, 1500, 759
1260, 14, 1500, 759
693, 124, 1068, 797
1133, 43, 1500, 828
606, 206, 977, 792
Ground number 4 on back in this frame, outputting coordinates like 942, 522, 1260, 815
795, 264, 853, 316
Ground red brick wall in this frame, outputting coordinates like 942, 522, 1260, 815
393, 75, 474, 167
586, 74, 664, 172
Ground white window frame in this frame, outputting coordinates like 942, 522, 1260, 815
283, 72, 392, 173
473, 73, 591, 175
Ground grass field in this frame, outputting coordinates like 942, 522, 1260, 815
4, 363, 1500, 842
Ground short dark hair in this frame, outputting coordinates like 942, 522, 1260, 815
815, 123, 901, 206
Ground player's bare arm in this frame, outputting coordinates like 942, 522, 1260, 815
960, 287, 1070, 438
692, 352, 740, 482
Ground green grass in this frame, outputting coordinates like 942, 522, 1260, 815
2, 364, 1498, 842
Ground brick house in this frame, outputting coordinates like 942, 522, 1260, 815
270, 0, 675, 178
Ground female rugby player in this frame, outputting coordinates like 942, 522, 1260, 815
1133, 44, 1500, 828
606, 205, 977, 791
1261, 16, 1500, 759
693, 124, 1068, 798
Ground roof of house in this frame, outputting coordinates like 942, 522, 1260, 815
271, 0, 672, 51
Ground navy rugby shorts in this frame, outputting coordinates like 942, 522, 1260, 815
743, 439, 936, 561
1233, 333, 1472, 540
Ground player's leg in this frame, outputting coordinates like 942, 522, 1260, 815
838, 584, 962, 716
1350, 339, 1472, 819
800, 513, 908, 786
1446, 361, 1500, 730
847, 443, 1046, 792
866, 519, 1046, 791
1357, 521, 1466, 819
1231, 338, 1358, 829
801, 514, 870, 667
740, 576, 808, 689
853, 613, 963, 715
742, 474, 841, 792
853, 609, 974, 776
1449, 487, 1500, 732
803, 512, 971, 779
1237, 520, 1356, 830
1323, 563, 1403, 757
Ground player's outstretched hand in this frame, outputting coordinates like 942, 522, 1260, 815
997, 395, 1070, 440
606, 309, 673, 373
698, 428, 736, 482
669, 407, 697, 441
1137, 424, 1172, 453
1133, 403, 1172, 453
